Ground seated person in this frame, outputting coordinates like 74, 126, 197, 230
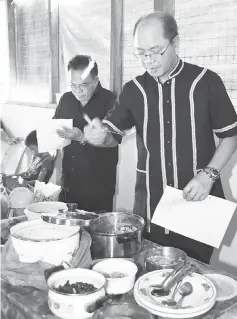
1, 130, 56, 191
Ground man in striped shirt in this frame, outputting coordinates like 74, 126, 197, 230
84, 12, 237, 263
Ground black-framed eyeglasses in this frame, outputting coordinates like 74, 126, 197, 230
69, 82, 90, 90
134, 40, 172, 60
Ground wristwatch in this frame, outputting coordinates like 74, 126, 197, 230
198, 166, 220, 182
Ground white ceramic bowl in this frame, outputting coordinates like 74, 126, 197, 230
10, 219, 80, 265
47, 268, 106, 319
9, 187, 36, 208
25, 201, 67, 220
92, 258, 138, 295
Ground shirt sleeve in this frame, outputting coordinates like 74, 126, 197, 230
209, 72, 237, 138
37, 156, 54, 182
103, 82, 136, 137
52, 94, 64, 119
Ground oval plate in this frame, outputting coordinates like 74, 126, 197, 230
134, 269, 216, 316
204, 273, 237, 301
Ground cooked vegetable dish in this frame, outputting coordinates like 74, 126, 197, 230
101, 271, 128, 278
53, 280, 97, 294
106, 225, 138, 235
147, 255, 185, 266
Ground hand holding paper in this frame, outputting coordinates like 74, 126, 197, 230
37, 119, 73, 152
151, 186, 236, 248
56, 126, 84, 141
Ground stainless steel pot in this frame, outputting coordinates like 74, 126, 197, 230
89, 212, 145, 259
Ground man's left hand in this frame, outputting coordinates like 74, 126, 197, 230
56, 126, 84, 141
183, 172, 214, 201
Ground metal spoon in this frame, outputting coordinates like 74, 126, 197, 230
175, 282, 193, 309
162, 280, 182, 306
151, 263, 193, 297
150, 263, 184, 291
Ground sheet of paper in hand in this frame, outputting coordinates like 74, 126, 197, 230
37, 119, 73, 152
151, 186, 237, 248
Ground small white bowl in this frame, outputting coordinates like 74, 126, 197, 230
92, 258, 138, 295
25, 201, 67, 220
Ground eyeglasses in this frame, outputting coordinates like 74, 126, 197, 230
70, 82, 90, 90
134, 40, 172, 60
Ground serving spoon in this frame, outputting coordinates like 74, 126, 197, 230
162, 280, 182, 306
175, 282, 193, 308
151, 263, 193, 297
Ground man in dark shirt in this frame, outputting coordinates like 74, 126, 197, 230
53, 55, 119, 212
83, 12, 237, 263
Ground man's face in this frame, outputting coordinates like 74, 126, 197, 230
28, 144, 38, 155
69, 69, 98, 103
134, 19, 177, 78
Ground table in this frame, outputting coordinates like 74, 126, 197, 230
1, 239, 237, 319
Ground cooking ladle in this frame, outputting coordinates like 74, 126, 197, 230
175, 282, 193, 308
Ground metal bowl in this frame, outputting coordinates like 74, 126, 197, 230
145, 246, 187, 272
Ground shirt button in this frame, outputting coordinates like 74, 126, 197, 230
168, 162, 172, 166
167, 100, 170, 103
72, 156, 75, 159
167, 141, 170, 144
167, 81, 170, 84
167, 121, 170, 124
72, 168, 74, 171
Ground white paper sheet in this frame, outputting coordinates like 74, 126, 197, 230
34, 180, 61, 197
37, 119, 73, 153
151, 186, 237, 248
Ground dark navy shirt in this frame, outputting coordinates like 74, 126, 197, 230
104, 59, 237, 230
53, 82, 119, 196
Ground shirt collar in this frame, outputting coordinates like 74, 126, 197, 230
93, 81, 102, 96
152, 57, 184, 83
168, 57, 184, 79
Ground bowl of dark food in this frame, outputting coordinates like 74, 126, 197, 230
89, 212, 145, 258
47, 268, 106, 319
93, 258, 138, 294
145, 246, 187, 272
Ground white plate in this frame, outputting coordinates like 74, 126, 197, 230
134, 269, 216, 316
134, 289, 216, 318
204, 273, 237, 301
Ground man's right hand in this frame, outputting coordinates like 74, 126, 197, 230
84, 118, 108, 146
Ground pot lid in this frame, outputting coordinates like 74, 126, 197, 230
41, 204, 98, 226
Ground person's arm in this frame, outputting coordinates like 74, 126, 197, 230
183, 71, 237, 201
84, 83, 135, 147
208, 136, 237, 170
183, 136, 237, 201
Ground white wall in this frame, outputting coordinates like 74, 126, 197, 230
1, 102, 237, 275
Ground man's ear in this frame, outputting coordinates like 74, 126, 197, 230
173, 35, 180, 53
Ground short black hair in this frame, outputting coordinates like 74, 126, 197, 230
25, 130, 38, 147
133, 11, 178, 41
67, 55, 98, 77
